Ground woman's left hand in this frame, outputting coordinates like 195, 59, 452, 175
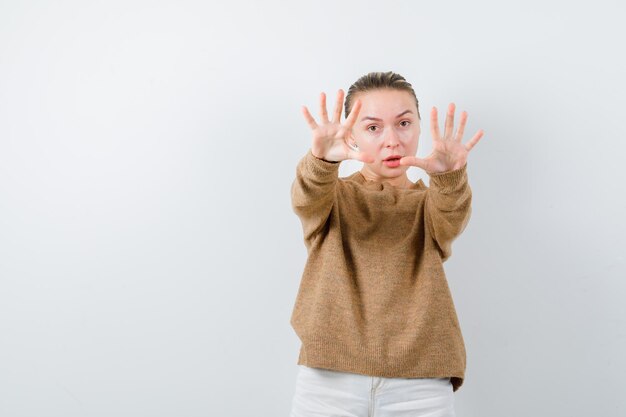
399, 103, 484, 174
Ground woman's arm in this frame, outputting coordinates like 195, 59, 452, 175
424, 163, 472, 261
291, 149, 340, 245
398, 103, 483, 260
291, 89, 373, 245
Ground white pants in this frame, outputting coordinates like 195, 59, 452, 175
289, 365, 456, 417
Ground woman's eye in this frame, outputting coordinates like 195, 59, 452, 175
367, 125, 378, 132
400, 120, 410, 127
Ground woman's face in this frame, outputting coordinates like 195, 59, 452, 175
350, 88, 421, 179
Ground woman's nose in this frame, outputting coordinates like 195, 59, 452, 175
384, 128, 400, 147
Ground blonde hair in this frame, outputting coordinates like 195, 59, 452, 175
344, 71, 420, 120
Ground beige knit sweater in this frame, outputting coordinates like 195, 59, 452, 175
289, 149, 472, 392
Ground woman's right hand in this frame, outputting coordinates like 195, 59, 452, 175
301, 89, 375, 163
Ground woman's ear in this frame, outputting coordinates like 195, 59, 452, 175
349, 134, 359, 150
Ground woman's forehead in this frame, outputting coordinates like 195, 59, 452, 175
356, 89, 417, 118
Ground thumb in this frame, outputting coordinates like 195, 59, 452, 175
399, 155, 427, 170
348, 149, 375, 163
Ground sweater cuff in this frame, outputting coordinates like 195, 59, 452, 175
303, 148, 341, 178
428, 163, 467, 188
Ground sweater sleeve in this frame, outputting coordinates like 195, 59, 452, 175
290, 149, 341, 245
424, 162, 472, 262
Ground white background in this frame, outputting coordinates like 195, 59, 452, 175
1, 1, 625, 416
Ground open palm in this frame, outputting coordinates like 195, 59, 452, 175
399, 103, 484, 174
301, 90, 374, 163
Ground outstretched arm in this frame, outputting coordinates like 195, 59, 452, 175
291, 89, 374, 245
291, 150, 340, 245
399, 103, 484, 260
425, 163, 472, 261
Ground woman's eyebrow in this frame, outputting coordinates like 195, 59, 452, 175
360, 110, 413, 122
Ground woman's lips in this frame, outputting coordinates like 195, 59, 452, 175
383, 158, 401, 168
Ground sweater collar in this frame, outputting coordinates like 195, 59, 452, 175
351, 171, 423, 190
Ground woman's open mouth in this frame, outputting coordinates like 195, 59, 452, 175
383, 157, 401, 168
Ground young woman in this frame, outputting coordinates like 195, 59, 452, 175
289, 71, 484, 417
